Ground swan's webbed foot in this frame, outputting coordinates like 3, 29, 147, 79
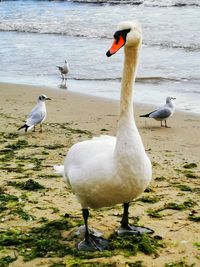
78, 233, 109, 251
78, 208, 109, 251
119, 203, 154, 235
117, 224, 154, 235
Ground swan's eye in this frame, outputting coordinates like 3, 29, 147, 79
114, 32, 120, 44
114, 29, 131, 44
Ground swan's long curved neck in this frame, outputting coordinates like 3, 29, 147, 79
115, 43, 142, 157
118, 44, 141, 129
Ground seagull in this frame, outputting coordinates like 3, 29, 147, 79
140, 96, 176, 127
57, 59, 69, 80
18, 94, 51, 132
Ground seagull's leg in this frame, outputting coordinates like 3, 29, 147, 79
33, 126, 36, 132
77, 209, 108, 251
161, 121, 163, 127
61, 73, 64, 80
165, 120, 170, 128
117, 203, 154, 235
39, 124, 43, 133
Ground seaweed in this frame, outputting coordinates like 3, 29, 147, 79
165, 261, 195, 267
3, 133, 19, 140
5, 139, 29, 150
194, 242, 200, 250
182, 168, 198, 179
39, 173, 59, 179
0, 193, 18, 203
41, 150, 49, 155
12, 207, 35, 221
188, 211, 200, 222
183, 163, 197, 169
64, 260, 115, 267
138, 195, 161, 204
49, 262, 66, 267
67, 127, 92, 137
165, 199, 196, 211
0, 149, 15, 162
126, 261, 145, 267
0, 218, 75, 261
155, 176, 166, 181
147, 208, 163, 218
177, 185, 192, 192
109, 233, 163, 256
7, 179, 45, 191
0, 256, 16, 267
30, 157, 42, 170
44, 144, 65, 150
147, 199, 197, 218
144, 187, 154, 193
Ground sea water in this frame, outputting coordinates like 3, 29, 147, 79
0, 0, 199, 113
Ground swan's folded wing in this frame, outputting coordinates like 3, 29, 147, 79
64, 136, 116, 178
91, 135, 116, 141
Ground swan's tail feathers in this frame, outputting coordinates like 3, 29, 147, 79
53, 165, 64, 177
18, 124, 29, 132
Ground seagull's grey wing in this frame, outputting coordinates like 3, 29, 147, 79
57, 66, 63, 72
149, 107, 172, 119
26, 110, 46, 127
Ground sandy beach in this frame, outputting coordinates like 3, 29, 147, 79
0, 82, 199, 267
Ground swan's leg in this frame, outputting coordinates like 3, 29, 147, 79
120, 202, 130, 228
77, 209, 109, 251
117, 203, 154, 235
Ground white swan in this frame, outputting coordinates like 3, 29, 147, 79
18, 94, 51, 132
140, 96, 176, 127
56, 21, 152, 251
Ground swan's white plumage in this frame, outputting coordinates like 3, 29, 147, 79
54, 165, 64, 176
62, 21, 152, 210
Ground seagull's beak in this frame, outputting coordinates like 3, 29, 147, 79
106, 35, 125, 57
46, 97, 52, 100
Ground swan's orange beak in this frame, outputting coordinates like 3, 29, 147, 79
106, 35, 125, 57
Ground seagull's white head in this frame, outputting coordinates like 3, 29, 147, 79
106, 21, 142, 57
166, 96, 176, 104
38, 94, 51, 102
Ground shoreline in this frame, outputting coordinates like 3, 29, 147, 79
1, 79, 200, 116
0, 82, 200, 266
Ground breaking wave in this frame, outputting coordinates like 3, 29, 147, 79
69, 0, 200, 7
